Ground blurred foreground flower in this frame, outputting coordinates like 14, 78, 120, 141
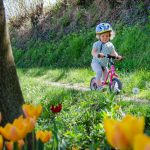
50, 104, 62, 113
0, 123, 25, 141
13, 116, 36, 133
104, 115, 145, 150
132, 87, 140, 94
0, 135, 3, 150
133, 134, 150, 150
22, 104, 42, 119
36, 130, 52, 143
5, 140, 24, 150
0, 116, 36, 141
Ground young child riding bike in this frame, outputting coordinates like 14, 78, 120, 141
91, 23, 122, 91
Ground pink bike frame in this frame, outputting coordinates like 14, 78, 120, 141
102, 65, 118, 86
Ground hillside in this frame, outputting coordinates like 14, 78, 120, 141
9, 0, 150, 70
10, 0, 149, 48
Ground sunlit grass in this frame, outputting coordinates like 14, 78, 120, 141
120, 70, 150, 100
17, 67, 150, 148
17, 67, 94, 87
17, 67, 150, 100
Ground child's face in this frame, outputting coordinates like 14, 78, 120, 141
99, 32, 110, 43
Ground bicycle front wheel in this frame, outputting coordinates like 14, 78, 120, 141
109, 78, 122, 94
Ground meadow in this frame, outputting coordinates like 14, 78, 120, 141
13, 24, 150, 149
16, 66, 150, 149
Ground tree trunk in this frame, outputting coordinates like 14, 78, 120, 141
0, 0, 24, 126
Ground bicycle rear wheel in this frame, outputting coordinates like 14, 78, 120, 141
90, 77, 97, 90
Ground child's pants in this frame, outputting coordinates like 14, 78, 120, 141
91, 62, 107, 82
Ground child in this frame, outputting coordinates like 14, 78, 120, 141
91, 23, 122, 90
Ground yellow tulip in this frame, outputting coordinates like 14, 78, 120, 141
13, 116, 36, 134
104, 115, 145, 150
0, 135, 3, 150
5, 140, 24, 150
22, 104, 42, 119
0, 115, 36, 141
133, 134, 150, 150
0, 124, 23, 141
36, 130, 52, 143
104, 118, 130, 149
12, 116, 29, 138
17, 139, 25, 150
23, 117, 36, 133
5, 141, 13, 150
121, 115, 145, 145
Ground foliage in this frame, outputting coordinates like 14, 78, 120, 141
13, 24, 150, 71
113, 24, 150, 70
13, 29, 95, 68
17, 69, 150, 149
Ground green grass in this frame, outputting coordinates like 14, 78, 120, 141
18, 67, 150, 101
14, 23, 150, 148
17, 67, 150, 149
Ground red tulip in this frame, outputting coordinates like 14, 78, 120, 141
50, 104, 62, 113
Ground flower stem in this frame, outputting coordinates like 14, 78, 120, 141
32, 130, 35, 150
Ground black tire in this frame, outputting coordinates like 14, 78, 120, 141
90, 77, 97, 90
109, 78, 122, 94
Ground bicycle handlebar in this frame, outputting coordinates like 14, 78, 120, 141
106, 54, 116, 59
98, 54, 123, 60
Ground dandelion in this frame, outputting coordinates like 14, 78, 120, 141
132, 87, 140, 95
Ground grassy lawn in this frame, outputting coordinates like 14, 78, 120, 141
18, 67, 150, 101
16, 67, 150, 149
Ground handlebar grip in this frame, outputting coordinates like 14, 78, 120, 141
107, 54, 116, 59
97, 53, 101, 58
97, 53, 105, 58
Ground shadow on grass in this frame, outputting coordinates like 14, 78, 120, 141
53, 70, 67, 82
17, 67, 72, 82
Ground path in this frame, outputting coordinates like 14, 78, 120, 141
42, 80, 150, 104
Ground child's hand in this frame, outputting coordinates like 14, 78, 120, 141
97, 53, 105, 58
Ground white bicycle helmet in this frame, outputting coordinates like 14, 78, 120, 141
96, 23, 112, 34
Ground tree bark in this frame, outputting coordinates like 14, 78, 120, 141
0, 0, 24, 126
107, 0, 120, 9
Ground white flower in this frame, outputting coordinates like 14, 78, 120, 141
132, 87, 140, 94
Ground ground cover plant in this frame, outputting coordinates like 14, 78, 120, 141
16, 67, 150, 149
18, 67, 150, 101
12, 20, 150, 149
